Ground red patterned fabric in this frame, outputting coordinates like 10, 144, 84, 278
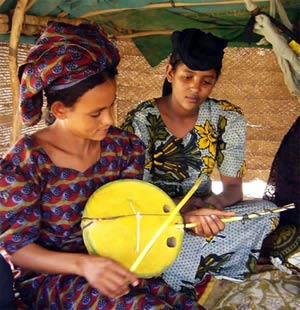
18, 21, 120, 126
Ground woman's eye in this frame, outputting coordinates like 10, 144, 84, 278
90, 112, 101, 118
202, 80, 213, 86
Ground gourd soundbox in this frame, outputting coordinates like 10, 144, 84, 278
81, 178, 189, 278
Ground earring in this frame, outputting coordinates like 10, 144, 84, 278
46, 111, 56, 125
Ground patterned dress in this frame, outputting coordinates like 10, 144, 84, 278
0, 126, 204, 310
122, 98, 279, 291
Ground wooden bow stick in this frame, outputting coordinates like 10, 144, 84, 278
82, 204, 295, 228
182, 203, 295, 229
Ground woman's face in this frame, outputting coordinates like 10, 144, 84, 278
167, 63, 217, 112
63, 79, 116, 141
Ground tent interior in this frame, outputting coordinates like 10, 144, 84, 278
0, 0, 300, 309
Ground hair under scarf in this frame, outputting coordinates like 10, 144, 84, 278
163, 28, 228, 96
171, 28, 228, 71
18, 21, 120, 127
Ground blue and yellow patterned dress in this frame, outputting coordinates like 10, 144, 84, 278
122, 98, 279, 291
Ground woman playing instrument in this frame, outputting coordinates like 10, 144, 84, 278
121, 28, 279, 292
0, 22, 234, 310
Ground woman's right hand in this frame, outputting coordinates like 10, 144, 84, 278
11, 243, 138, 299
183, 208, 235, 238
79, 254, 139, 298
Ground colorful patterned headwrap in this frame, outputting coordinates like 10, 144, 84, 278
171, 28, 228, 71
18, 21, 120, 126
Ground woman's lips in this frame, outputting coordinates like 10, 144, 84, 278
185, 96, 199, 103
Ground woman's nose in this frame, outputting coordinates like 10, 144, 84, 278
102, 109, 114, 126
190, 80, 201, 91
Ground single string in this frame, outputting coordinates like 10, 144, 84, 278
128, 199, 141, 252
82, 203, 295, 223
135, 211, 141, 252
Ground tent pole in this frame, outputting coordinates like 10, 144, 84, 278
81, 0, 268, 17
9, 0, 29, 146
26, 0, 37, 11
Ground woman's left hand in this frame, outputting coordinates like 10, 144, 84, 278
183, 208, 235, 237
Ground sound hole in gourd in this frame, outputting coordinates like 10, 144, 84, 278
166, 237, 176, 248
163, 205, 170, 213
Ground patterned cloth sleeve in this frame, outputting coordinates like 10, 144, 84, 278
121, 110, 152, 181
216, 105, 247, 178
115, 132, 146, 179
0, 156, 41, 255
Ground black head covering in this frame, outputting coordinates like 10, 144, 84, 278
162, 28, 228, 96
171, 28, 228, 71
